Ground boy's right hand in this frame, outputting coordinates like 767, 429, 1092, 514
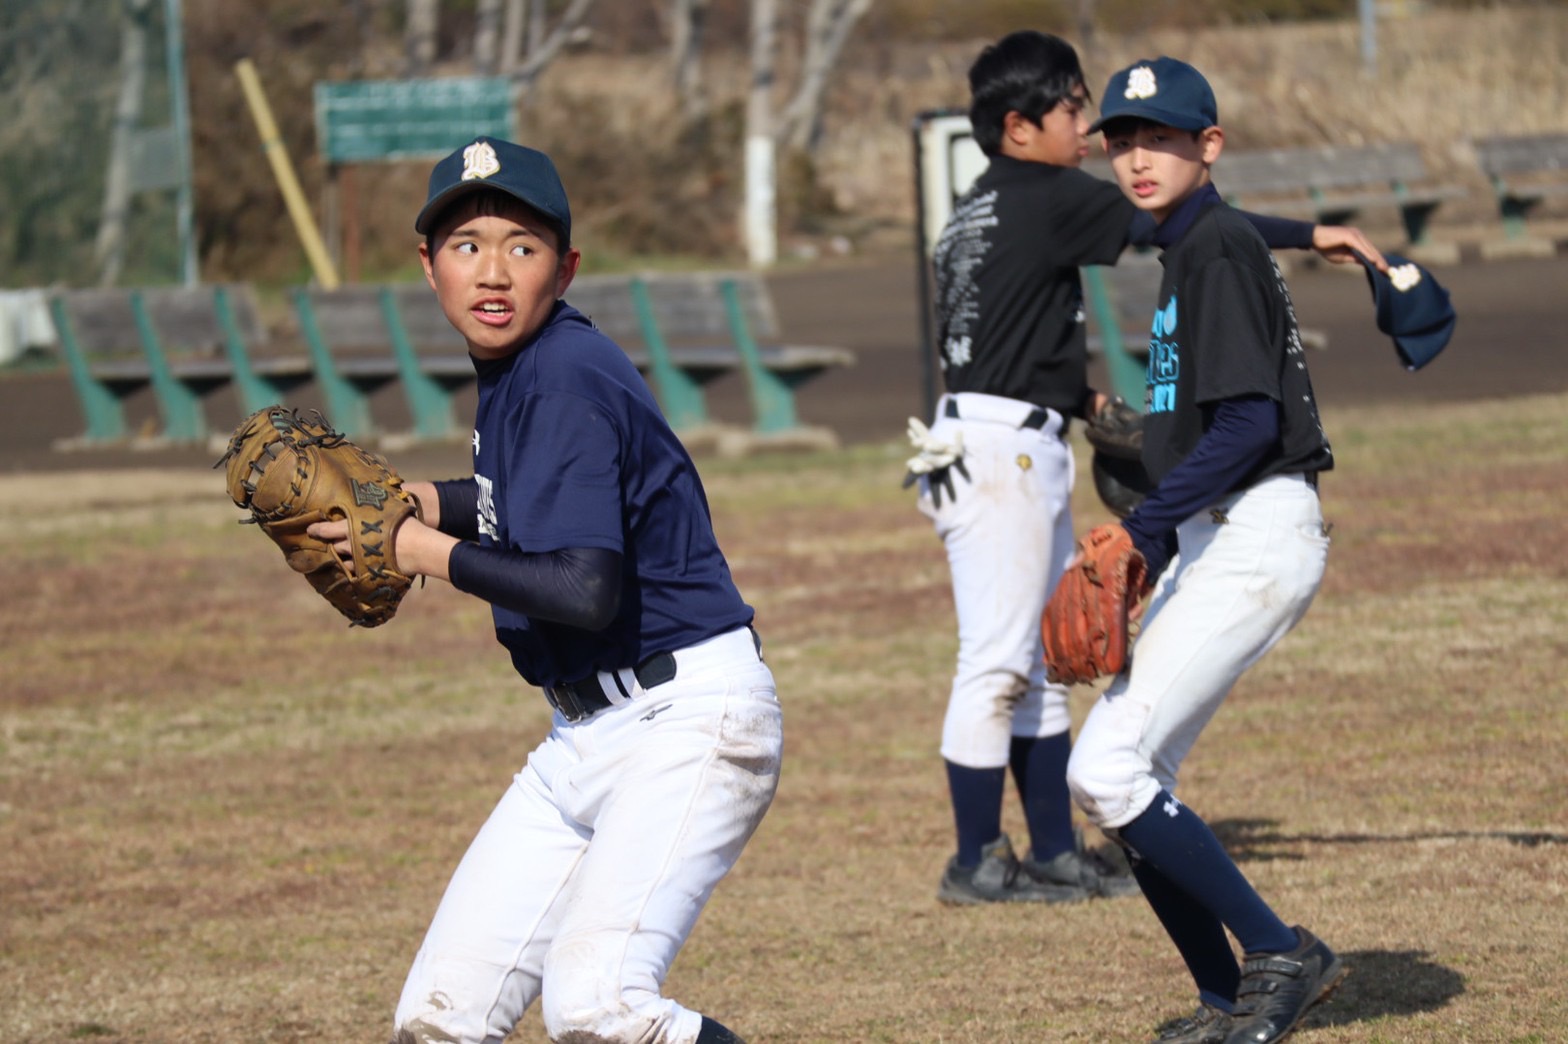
1312, 225, 1388, 270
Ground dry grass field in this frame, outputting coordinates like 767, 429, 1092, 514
2, 392, 1566, 1043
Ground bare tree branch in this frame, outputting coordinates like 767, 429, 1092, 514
508, 0, 597, 100
474, 0, 503, 74
775, 0, 873, 153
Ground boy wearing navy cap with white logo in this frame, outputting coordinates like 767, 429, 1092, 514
1062, 59, 1352, 1043
311, 137, 780, 1044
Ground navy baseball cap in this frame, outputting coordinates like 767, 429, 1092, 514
1356, 251, 1457, 371
1089, 57, 1218, 134
414, 137, 571, 245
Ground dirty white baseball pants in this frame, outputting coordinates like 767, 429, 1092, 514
392, 627, 782, 1044
918, 392, 1078, 769
1067, 474, 1330, 828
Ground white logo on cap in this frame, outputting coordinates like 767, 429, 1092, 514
1389, 263, 1422, 292
461, 141, 501, 181
1126, 66, 1158, 100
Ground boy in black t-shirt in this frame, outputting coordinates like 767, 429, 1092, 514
1063, 58, 1347, 1044
909, 30, 1385, 909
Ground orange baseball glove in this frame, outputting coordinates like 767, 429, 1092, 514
1041, 524, 1152, 685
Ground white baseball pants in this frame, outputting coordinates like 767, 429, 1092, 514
918, 392, 1078, 769
392, 627, 782, 1044
1067, 474, 1330, 829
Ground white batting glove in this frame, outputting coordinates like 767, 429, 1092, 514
904, 417, 964, 475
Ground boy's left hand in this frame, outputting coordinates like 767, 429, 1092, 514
1311, 225, 1388, 270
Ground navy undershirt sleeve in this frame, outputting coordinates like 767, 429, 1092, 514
1121, 395, 1280, 577
1129, 209, 1311, 252
447, 543, 623, 631
432, 478, 481, 541
1239, 212, 1315, 251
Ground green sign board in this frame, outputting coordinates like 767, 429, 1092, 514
314, 77, 515, 164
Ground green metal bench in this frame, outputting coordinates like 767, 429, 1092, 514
1215, 142, 1466, 246
1472, 133, 1568, 241
49, 284, 296, 446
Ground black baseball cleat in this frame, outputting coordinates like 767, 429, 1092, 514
936, 833, 1089, 905
1222, 926, 1347, 1044
1022, 841, 1140, 899
1150, 1002, 1234, 1044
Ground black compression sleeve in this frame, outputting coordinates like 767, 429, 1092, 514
447, 543, 623, 631
432, 478, 481, 541
1239, 212, 1315, 251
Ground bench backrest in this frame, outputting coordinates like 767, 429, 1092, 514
633, 271, 782, 345
1473, 134, 1568, 176
561, 274, 642, 345
53, 285, 267, 356
1218, 142, 1431, 195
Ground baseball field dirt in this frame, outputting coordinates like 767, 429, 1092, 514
2, 382, 1565, 1042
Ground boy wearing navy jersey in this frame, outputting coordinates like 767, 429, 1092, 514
913, 30, 1385, 907
311, 138, 778, 1044
1064, 59, 1348, 1044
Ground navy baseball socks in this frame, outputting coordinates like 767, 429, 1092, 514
696, 1016, 747, 1043
938, 751, 1137, 904
1120, 791, 1346, 1044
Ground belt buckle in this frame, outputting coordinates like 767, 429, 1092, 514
547, 683, 588, 723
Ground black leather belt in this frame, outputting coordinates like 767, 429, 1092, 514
545, 651, 678, 723
944, 398, 1062, 434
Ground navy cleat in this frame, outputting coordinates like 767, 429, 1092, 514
1223, 926, 1347, 1044
1151, 1002, 1234, 1044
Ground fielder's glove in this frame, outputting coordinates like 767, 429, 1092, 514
901, 416, 968, 508
1041, 524, 1152, 685
1084, 397, 1153, 519
217, 405, 420, 628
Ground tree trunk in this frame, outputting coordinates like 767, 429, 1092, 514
500, 0, 526, 73
95, 0, 153, 288
404, 0, 439, 77
669, 0, 710, 121
744, 0, 778, 267
776, 0, 872, 153
474, 0, 503, 73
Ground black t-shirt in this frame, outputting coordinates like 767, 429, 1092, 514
931, 155, 1132, 414
1142, 203, 1334, 485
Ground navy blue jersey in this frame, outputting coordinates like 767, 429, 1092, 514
470, 301, 753, 688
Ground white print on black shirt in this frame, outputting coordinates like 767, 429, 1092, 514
1268, 255, 1333, 464
933, 189, 998, 371
476, 473, 500, 540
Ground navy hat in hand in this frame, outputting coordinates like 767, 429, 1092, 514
414, 137, 572, 246
1357, 252, 1457, 371
1090, 56, 1218, 135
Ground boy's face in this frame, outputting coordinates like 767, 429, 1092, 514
1002, 87, 1090, 168
418, 194, 581, 361
1103, 120, 1223, 222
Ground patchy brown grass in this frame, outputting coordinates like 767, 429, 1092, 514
2, 394, 1566, 1042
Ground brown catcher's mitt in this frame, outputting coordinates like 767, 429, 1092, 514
1041, 524, 1151, 685
217, 406, 419, 628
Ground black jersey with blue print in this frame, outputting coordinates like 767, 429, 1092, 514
1140, 198, 1334, 487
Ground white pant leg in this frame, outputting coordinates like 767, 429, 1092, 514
919, 397, 1077, 768
1067, 476, 1330, 829
393, 743, 590, 1043
394, 638, 782, 1044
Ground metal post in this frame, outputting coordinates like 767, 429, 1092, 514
1359, 0, 1377, 77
